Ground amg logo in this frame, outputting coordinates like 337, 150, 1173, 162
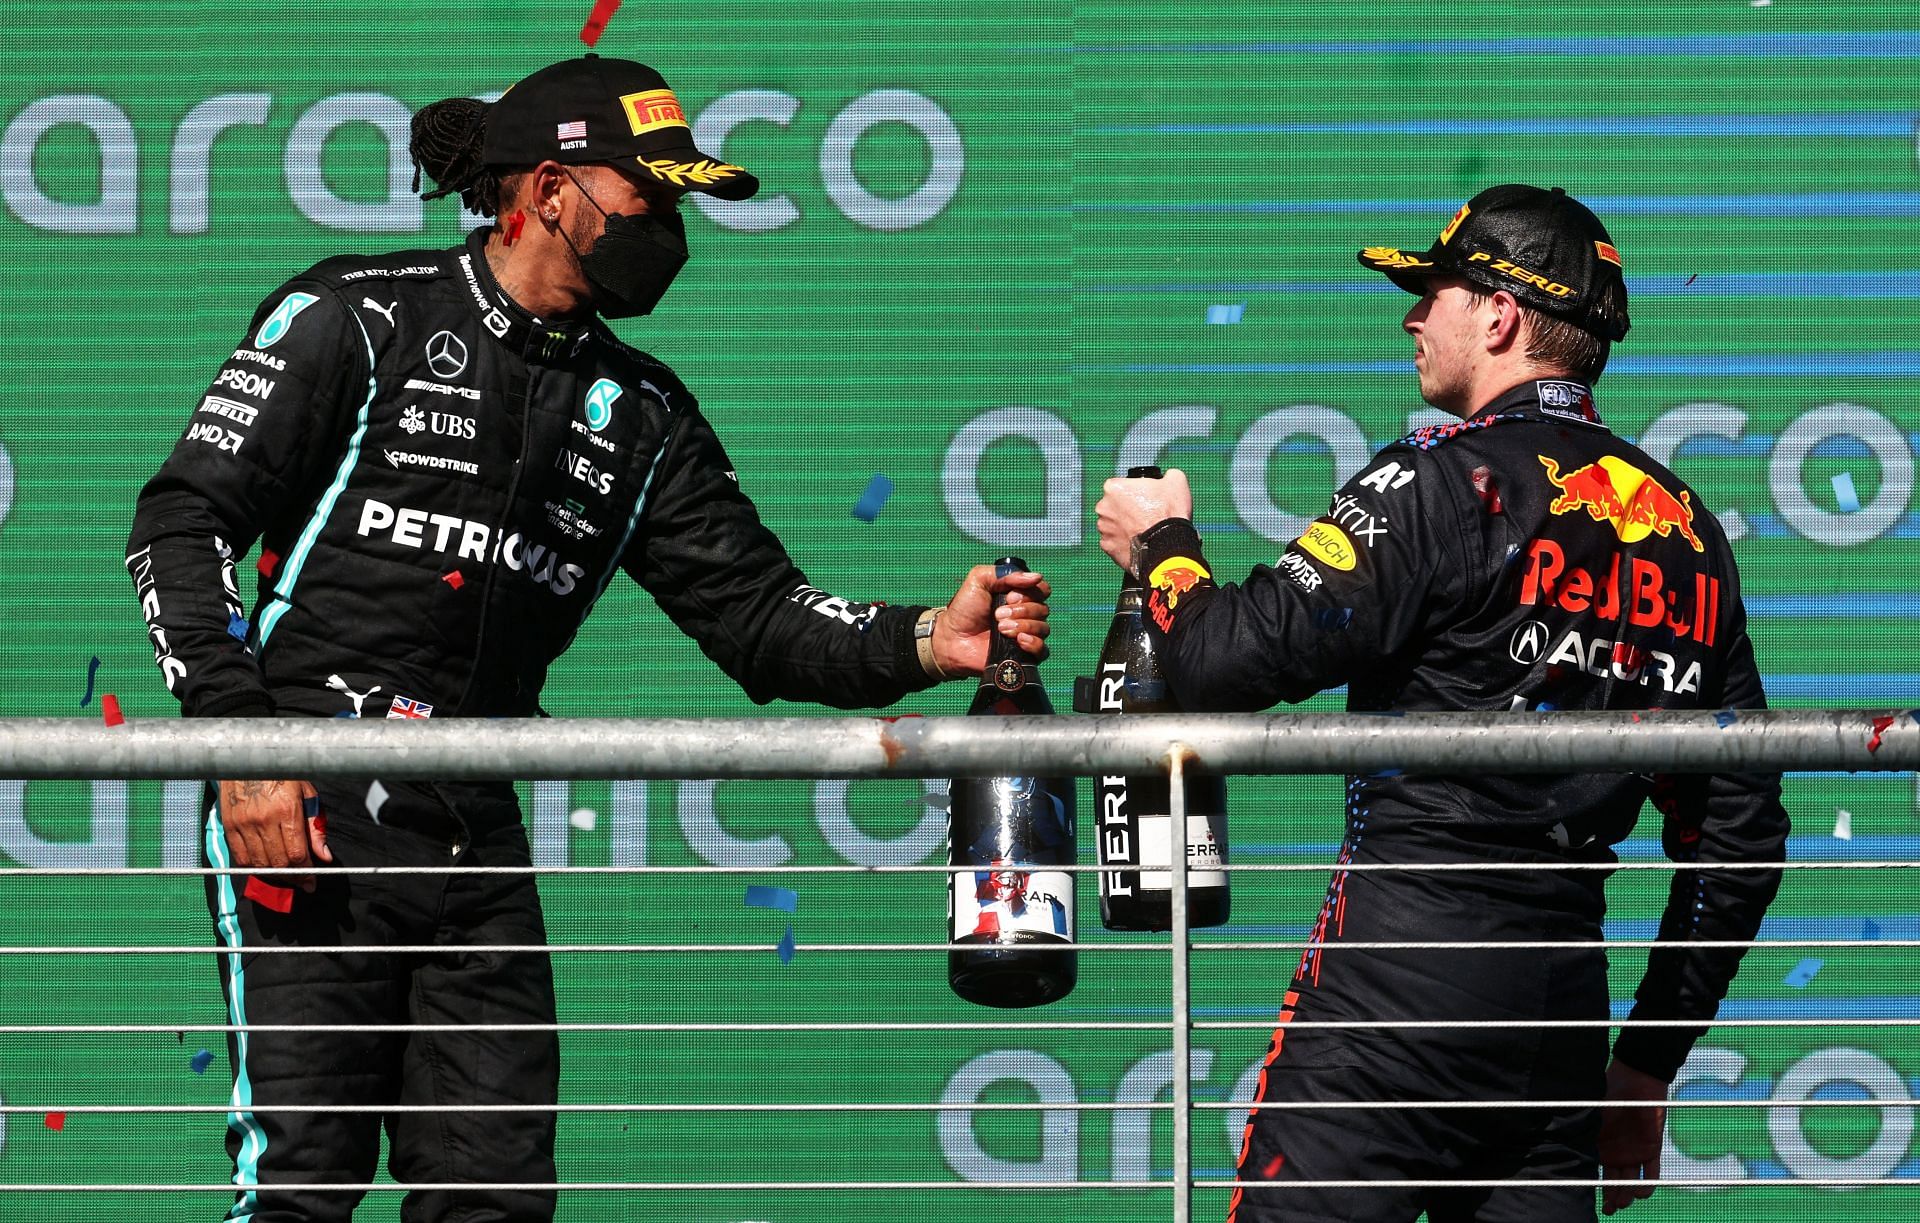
403, 377, 481, 401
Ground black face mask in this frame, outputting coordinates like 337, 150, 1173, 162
561, 171, 689, 319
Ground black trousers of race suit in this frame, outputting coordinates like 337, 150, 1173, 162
204, 781, 558, 1222
1228, 825, 1612, 1223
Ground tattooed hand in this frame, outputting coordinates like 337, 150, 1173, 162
217, 779, 331, 892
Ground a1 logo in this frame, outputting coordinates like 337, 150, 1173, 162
1357, 461, 1416, 494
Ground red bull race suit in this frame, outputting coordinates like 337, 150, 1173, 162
1131, 378, 1789, 1222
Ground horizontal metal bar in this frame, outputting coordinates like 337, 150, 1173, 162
0, 937, 1900, 956
1, 1017, 1909, 1032
0, 1178, 1904, 1191
1191, 1017, 1920, 1029
1, 708, 1913, 780
0, 858, 1893, 877
0, 1021, 1166, 1034
0, 1098, 1895, 1115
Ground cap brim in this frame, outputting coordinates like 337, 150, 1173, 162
1357, 246, 1446, 295
631, 148, 760, 201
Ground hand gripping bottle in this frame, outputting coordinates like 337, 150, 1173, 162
947, 557, 1077, 1007
1073, 467, 1231, 930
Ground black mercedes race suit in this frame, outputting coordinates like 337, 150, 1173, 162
127, 231, 937, 1221
1131, 380, 1790, 1223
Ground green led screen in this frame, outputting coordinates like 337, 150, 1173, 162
3, 3, 1918, 1218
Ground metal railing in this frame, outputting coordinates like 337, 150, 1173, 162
1, 707, 1916, 1219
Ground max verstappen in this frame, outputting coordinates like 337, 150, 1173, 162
126, 55, 1048, 1222
1096, 185, 1788, 1222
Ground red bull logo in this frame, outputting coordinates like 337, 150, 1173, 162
1146, 556, 1212, 631
1519, 538, 1721, 646
1538, 454, 1704, 551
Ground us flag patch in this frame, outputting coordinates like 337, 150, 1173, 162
556, 120, 587, 142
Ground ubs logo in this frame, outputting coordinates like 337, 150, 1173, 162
1510, 620, 1552, 665
425, 330, 469, 379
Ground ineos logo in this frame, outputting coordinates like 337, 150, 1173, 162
1509, 620, 1552, 665
425, 330, 468, 379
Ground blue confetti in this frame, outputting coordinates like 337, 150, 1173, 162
1122, 676, 1167, 703
80, 656, 101, 707
1831, 472, 1861, 513
190, 1049, 215, 1075
1206, 303, 1246, 325
1784, 957, 1824, 989
1537, 702, 1557, 712
852, 474, 894, 522
227, 613, 250, 642
745, 885, 798, 913
333, 710, 356, 718
1863, 919, 1882, 941
777, 924, 796, 964
1313, 607, 1354, 632
1372, 768, 1403, 779
1714, 711, 1737, 728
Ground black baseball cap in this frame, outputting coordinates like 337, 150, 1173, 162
480, 55, 759, 200
1357, 184, 1630, 340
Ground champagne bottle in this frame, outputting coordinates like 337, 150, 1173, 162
1074, 466, 1231, 930
947, 557, 1077, 1007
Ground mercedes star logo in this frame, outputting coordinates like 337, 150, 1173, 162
1509, 620, 1552, 666
425, 330, 469, 379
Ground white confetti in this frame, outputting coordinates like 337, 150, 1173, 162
1833, 808, 1852, 840
568, 807, 597, 832
366, 780, 390, 823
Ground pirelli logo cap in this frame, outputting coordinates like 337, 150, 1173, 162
479, 55, 759, 200
1357, 184, 1630, 341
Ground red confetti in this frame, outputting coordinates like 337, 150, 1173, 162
1469, 464, 1503, 514
101, 694, 124, 726
244, 876, 295, 913
580, 0, 622, 45
443, 570, 464, 589
501, 210, 525, 245
257, 548, 280, 577
1262, 1154, 1285, 1176
44, 1112, 65, 1131
1868, 715, 1896, 753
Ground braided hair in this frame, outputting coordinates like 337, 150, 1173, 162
409, 97, 512, 217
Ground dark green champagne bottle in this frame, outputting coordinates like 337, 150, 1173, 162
947, 557, 1077, 1007
1078, 467, 1230, 930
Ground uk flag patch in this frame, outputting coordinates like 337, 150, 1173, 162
387, 696, 433, 720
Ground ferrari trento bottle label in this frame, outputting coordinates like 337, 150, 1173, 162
951, 859, 1075, 942
1132, 814, 1227, 891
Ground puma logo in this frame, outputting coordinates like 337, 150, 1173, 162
326, 674, 383, 717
